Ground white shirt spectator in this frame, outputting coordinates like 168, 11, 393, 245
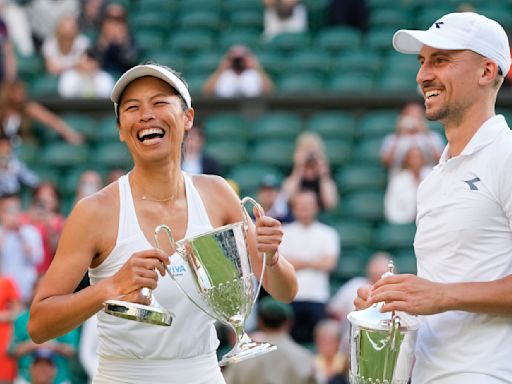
42, 33, 89, 73
263, 2, 307, 40
59, 68, 114, 98
213, 68, 263, 97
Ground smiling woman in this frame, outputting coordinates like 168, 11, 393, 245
27, 62, 298, 384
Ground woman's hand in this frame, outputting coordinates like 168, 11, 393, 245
253, 208, 283, 266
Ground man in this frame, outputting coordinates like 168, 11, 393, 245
223, 296, 316, 384
23, 349, 56, 384
280, 189, 339, 343
28, 62, 297, 383
355, 12, 512, 383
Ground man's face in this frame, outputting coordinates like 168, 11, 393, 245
117, 76, 193, 165
291, 191, 318, 224
30, 359, 56, 384
0, 197, 21, 229
416, 46, 485, 125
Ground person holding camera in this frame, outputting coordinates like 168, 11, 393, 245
202, 44, 274, 97
282, 132, 339, 212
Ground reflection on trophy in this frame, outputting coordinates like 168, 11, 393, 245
103, 288, 173, 326
155, 196, 277, 366
347, 261, 420, 383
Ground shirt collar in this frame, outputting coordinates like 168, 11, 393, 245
438, 115, 507, 165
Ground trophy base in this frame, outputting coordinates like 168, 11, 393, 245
218, 341, 276, 367
104, 300, 173, 326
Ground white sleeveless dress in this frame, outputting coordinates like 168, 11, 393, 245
89, 173, 226, 384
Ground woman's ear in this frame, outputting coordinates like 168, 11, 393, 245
184, 107, 195, 131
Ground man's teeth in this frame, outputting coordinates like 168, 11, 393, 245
425, 90, 440, 99
138, 128, 164, 139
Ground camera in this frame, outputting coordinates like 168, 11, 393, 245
231, 56, 247, 72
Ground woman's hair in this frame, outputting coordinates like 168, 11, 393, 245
295, 131, 326, 161
0, 80, 32, 140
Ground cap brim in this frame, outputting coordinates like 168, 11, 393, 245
110, 64, 191, 110
393, 29, 467, 54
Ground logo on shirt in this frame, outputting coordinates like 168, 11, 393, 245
464, 177, 480, 190
168, 263, 187, 277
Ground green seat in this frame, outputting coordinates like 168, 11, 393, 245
143, 51, 187, 74
315, 27, 362, 53
188, 52, 223, 74
229, 9, 263, 30
383, 53, 419, 75
249, 140, 295, 170
228, 163, 283, 195
134, 30, 166, 53
204, 140, 247, 169
224, 0, 264, 12
374, 222, 417, 252
335, 164, 387, 193
135, 0, 178, 13
302, 0, 329, 31
476, 7, 512, 29
364, 28, 397, 51
358, 110, 399, 139
324, 139, 352, 168
268, 32, 312, 53
287, 50, 331, 75
306, 112, 357, 141
186, 73, 209, 95
341, 191, 384, 222
218, 29, 262, 51
94, 142, 133, 169
15, 141, 40, 166
256, 50, 284, 79
278, 72, 325, 93
17, 53, 44, 82
328, 73, 373, 92
31, 74, 59, 96
369, 8, 413, 29
167, 31, 215, 56
333, 220, 374, 249
333, 50, 382, 75
251, 112, 303, 141
393, 249, 417, 274
378, 71, 418, 91
177, 10, 222, 33
42, 143, 89, 169
129, 11, 171, 35
352, 138, 386, 164
333, 248, 370, 280
61, 114, 97, 143
203, 113, 249, 142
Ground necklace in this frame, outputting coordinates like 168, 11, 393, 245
131, 175, 179, 202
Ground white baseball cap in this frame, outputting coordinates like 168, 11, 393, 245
111, 64, 192, 116
393, 12, 511, 75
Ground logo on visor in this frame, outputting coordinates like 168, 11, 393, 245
464, 177, 480, 191
434, 21, 444, 28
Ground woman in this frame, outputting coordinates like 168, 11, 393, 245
28, 62, 298, 383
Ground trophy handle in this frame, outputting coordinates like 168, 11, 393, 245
240, 196, 267, 306
154, 224, 219, 320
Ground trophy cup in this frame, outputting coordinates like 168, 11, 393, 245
155, 196, 277, 366
347, 261, 420, 383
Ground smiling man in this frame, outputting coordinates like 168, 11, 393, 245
27, 62, 297, 384
354, 13, 512, 383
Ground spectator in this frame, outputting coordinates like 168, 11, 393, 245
73, 170, 102, 205
262, 0, 308, 41
25, 349, 57, 384
42, 14, 90, 76
283, 132, 339, 211
0, 193, 43, 303
0, 272, 21, 384
203, 44, 274, 97
223, 296, 316, 384
181, 125, 223, 176
0, 135, 39, 195
0, 79, 84, 146
327, 251, 391, 354
77, 0, 105, 39
24, 0, 79, 50
384, 146, 432, 224
91, 2, 138, 75
313, 319, 348, 384
380, 102, 444, 176
9, 279, 79, 384
0, 7, 16, 82
326, 0, 369, 32
58, 47, 115, 98
21, 182, 65, 275
279, 189, 339, 343
256, 173, 293, 223
0, 0, 34, 57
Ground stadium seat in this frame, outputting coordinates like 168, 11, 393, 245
185, 72, 210, 95
315, 27, 362, 54
278, 72, 325, 93
135, 0, 178, 13
249, 140, 295, 171
188, 51, 223, 74
364, 27, 397, 52
332, 219, 374, 250
416, 8, 454, 29
30, 74, 59, 96
94, 142, 133, 170
41, 143, 89, 169
61, 114, 98, 143
218, 29, 262, 51
287, 50, 331, 76
358, 110, 399, 139
204, 140, 248, 169
267, 32, 312, 54
332, 49, 382, 76
256, 50, 284, 79
369, 8, 413, 29
228, 9, 263, 31
351, 138, 386, 164
129, 11, 171, 35
224, 0, 264, 12
305, 112, 357, 141
333, 248, 371, 280
341, 191, 385, 222
97, 115, 120, 140
15, 141, 39, 167
250, 112, 303, 141
142, 51, 187, 74
377, 71, 418, 91
324, 139, 352, 168
134, 30, 166, 54
393, 248, 417, 274
335, 164, 387, 193
228, 163, 283, 195
374, 222, 417, 252
177, 10, 223, 34
17, 53, 44, 83
203, 113, 250, 143
328, 73, 373, 92
167, 31, 215, 57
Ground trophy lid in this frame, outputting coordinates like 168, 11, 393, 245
347, 260, 420, 332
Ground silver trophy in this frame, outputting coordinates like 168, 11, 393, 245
347, 261, 420, 383
155, 196, 276, 366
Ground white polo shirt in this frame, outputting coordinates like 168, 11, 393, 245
413, 115, 512, 383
